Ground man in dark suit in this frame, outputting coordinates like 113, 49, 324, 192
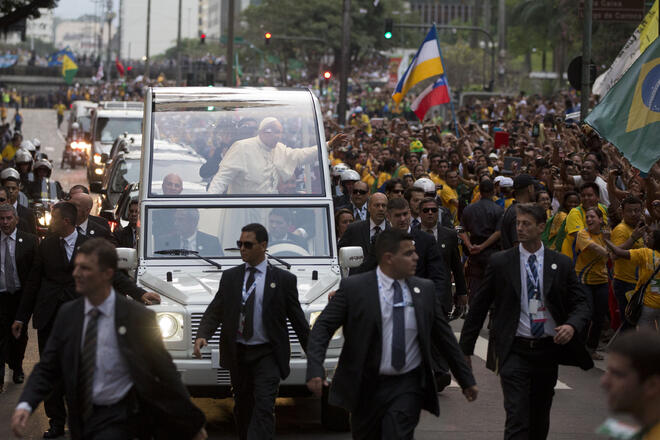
0, 172, 37, 235
114, 199, 138, 248
69, 193, 115, 244
459, 203, 593, 440
194, 223, 309, 440
338, 179, 369, 222
154, 208, 222, 257
11, 238, 207, 440
267, 208, 307, 250
338, 192, 388, 274
11, 202, 155, 438
306, 229, 478, 439
417, 197, 468, 314
68, 184, 110, 230
0, 204, 38, 391
0, 187, 34, 236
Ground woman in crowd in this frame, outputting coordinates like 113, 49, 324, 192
334, 208, 354, 242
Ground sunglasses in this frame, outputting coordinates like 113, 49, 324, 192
353, 189, 368, 195
422, 207, 438, 213
0, 197, 6, 202
236, 240, 258, 249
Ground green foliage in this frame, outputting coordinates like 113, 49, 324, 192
0, 0, 57, 28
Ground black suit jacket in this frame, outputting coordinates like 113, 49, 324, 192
114, 224, 137, 248
16, 204, 37, 235
17, 233, 146, 330
85, 216, 118, 246
11, 230, 39, 288
196, 263, 309, 379
154, 231, 222, 256
459, 247, 594, 372
337, 219, 389, 274
19, 294, 206, 440
438, 206, 454, 229
306, 270, 476, 415
415, 224, 467, 311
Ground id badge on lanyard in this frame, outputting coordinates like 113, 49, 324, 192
526, 260, 547, 322
238, 279, 258, 337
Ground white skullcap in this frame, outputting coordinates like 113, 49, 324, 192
259, 117, 281, 131
500, 177, 514, 188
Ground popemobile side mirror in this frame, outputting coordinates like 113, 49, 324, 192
100, 153, 109, 164
116, 247, 137, 271
338, 246, 363, 277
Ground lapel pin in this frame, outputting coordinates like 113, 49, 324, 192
118, 326, 127, 335
199, 245, 203, 250
18, 238, 22, 242
551, 263, 557, 270
89, 230, 95, 235
441, 243, 446, 248
270, 282, 276, 288
413, 286, 420, 294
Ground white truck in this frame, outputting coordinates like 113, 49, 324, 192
118, 87, 362, 429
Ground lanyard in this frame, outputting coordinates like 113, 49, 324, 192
377, 279, 414, 308
241, 271, 260, 304
524, 258, 541, 297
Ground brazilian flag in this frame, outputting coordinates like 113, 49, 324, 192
61, 54, 78, 85
586, 37, 660, 173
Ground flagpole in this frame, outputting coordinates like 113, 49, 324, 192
433, 23, 459, 137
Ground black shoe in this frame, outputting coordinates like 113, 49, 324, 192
435, 372, 452, 393
13, 370, 24, 384
43, 427, 65, 439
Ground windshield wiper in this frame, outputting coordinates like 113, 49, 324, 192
222, 248, 292, 270
154, 249, 222, 269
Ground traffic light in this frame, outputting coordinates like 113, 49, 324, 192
323, 71, 332, 80
264, 32, 272, 45
384, 19, 393, 39
200, 33, 206, 44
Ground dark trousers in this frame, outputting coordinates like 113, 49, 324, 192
499, 339, 559, 440
38, 318, 66, 430
613, 279, 636, 331
585, 283, 609, 350
82, 389, 140, 440
230, 343, 280, 440
0, 291, 28, 377
351, 368, 424, 440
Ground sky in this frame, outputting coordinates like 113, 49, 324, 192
53, 0, 119, 20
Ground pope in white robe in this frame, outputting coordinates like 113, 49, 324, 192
207, 117, 319, 242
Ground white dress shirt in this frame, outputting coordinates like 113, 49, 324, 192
0, 229, 21, 291
78, 218, 89, 236
16, 289, 133, 413
369, 219, 386, 238
236, 259, 269, 345
376, 267, 422, 375
61, 229, 78, 261
517, 243, 557, 337
353, 203, 368, 222
181, 233, 197, 251
82, 289, 134, 405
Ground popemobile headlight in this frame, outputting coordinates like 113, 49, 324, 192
156, 312, 184, 341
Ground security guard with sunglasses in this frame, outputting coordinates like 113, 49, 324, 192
194, 223, 309, 440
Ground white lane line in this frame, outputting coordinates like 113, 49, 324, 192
56, 129, 65, 142
450, 333, 571, 390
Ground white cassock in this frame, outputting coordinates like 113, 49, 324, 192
206, 135, 318, 241
207, 135, 318, 195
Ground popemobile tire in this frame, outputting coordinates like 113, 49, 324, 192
321, 383, 351, 432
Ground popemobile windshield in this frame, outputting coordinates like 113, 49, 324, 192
116, 87, 362, 430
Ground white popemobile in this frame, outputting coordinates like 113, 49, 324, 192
116, 87, 362, 430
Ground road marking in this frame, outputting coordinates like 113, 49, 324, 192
56, 129, 65, 142
450, 333, 571, 390
45, 146, 55, 152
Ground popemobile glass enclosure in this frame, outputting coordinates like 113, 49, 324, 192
115, 87, 362, 430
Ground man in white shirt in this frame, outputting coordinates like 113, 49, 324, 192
207, 117, 318, 195
569, 159, 609, 206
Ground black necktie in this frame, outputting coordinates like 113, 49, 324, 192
77, 226, 84, 236
60, 238, 69, 262
411, 218, 420, 229
80, 308, 99, 421
391, 281, 406, 370
4, 237, 16, 292
243, 267, 258, 341
371, 225, 382, 244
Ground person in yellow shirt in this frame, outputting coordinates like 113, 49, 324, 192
348, 106, 371, 135
1, 132, 22, 163
561, 182, 608, 260
543, 191, 579, 251
54, 102, 66, 129
601, 330, 660, 440
607, 228, 660, 331
440, 169, 459, 225
610, 196, 646, 327
428, 154, 447, 187
573, 206, 610, 359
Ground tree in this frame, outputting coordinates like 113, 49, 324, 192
0, 0, 58, 30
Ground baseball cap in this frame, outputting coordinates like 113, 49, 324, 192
409, 139, 424, 153
513, 174, 535, 190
